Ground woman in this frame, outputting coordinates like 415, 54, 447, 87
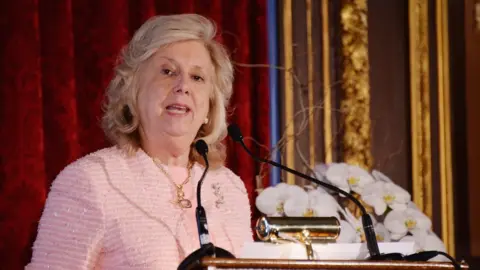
26, 14, 253, 269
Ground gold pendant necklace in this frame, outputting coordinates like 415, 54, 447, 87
153, 158, 193, 209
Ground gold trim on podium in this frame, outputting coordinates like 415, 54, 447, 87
408, 0, 433, 219
436, 0, 455, 256
201, 258, 470, 269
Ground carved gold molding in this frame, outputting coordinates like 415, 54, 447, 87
340, 0, 373, 170
436, 0, 455, 256
408, 0, 433, 222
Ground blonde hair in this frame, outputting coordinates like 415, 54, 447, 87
101, 14, 234, 168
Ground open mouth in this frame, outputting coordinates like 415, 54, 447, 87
165, 104, 191, 115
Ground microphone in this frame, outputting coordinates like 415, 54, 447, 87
227, 124, 401, 261
177, 140, 235, 270
194, 139, 211, 247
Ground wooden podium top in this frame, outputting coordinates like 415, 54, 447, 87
200, 258, 469, 269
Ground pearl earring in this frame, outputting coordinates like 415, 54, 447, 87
204, 118, 209, 124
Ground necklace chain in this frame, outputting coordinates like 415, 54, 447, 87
153, 158, 194, 209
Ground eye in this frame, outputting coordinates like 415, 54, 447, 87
192, 75, 204, 82
161, 68, 175, 76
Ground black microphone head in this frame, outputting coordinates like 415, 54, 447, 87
227, 124, 243, 142
195, 139, 209, 156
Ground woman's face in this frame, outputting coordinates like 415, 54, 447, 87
137, 40, 214, 142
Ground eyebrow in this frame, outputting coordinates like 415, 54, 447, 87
159, 56, 206, 72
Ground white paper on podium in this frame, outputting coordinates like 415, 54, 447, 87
240, 242, 416, 260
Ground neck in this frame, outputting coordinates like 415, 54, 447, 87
141, 136, 191, 168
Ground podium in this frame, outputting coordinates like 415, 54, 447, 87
200, 258, 469, 269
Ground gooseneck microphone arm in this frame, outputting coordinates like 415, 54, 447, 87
227, 124, 389, 260
194, 140, 213, 247
177, 140, 234, 270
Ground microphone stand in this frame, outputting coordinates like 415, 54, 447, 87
227, 124, 404, 261
177, 140, 235, 270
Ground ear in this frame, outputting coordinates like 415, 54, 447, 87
122, 105, 133, 124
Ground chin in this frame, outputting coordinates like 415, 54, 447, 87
164, 127, 194, 138
165, 130, 189, 137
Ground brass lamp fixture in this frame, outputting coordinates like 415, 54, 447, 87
255, 216, 341, 260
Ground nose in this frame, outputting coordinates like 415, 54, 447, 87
173, 74, 190, 95
174, 88, 188, 94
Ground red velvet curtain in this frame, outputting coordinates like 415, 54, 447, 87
0, 1, 269, 268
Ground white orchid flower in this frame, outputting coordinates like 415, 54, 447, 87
312, 163, 329, 181
372, 170, 394, 183
361, 181, 411, 216
255, 183, 308, 216
341, 208, 388, 243
336, 220, 357, 243
341, 208, 362, 243
406, 201, 423, 212
339, 208, 379, 243
325, 163, 375, 195
374, 223, 391, 242
384, 208, 432, 240
399, 231, 447, 261
309, 163, 335, 195
307, 188, 341, 219
283, 186, 310, 217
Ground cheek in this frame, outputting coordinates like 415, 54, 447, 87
196, 94, 211, 118
137, 90, 148, 116
141, 81, 170, 103
139, 72, 172, 100
138, 90, 154, 110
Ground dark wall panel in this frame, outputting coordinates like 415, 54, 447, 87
368, 0, 411, 191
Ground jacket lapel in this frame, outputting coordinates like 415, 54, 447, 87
122, 150, 184, 233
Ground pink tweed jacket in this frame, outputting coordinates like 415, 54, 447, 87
26, 147, 253, 269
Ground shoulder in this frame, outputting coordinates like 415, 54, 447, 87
208, 166, 252, 244
60, 146, 125, 173
210, 166, 248, 193
51, 146, 125, 191
207, 166, 250, 206
72, 146, 126, 167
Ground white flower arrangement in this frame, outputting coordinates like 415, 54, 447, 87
255, 162, 447, 261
